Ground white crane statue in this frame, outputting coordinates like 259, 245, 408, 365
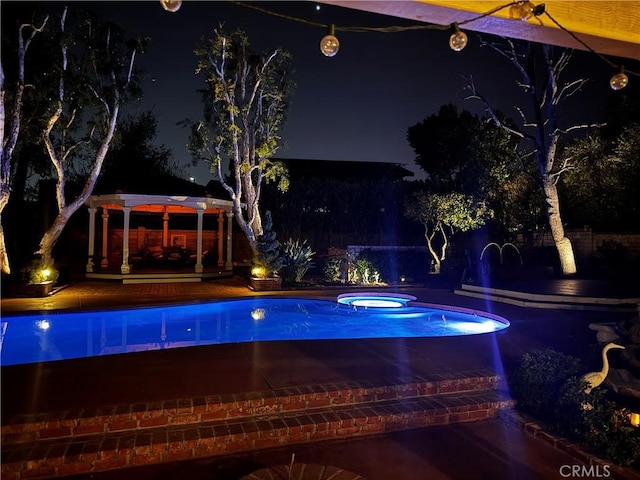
581, 342, 625, 394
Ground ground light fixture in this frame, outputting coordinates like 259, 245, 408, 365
448, 23, 468, 52
320, 24, 340, 57
251, 266, 266, 278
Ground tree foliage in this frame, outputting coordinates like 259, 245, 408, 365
408, 104, 516, 195
100, 110, 179, 185
187, 27, 294, 253
405, 190, 492, 274
407, 103, 530, 234
560, 124, 640, 231
559, 84, 640, 231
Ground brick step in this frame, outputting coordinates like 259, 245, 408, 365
1, 389, 515, 479
1, 371, 502, 446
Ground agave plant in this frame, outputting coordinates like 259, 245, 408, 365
280, 238, 315, 285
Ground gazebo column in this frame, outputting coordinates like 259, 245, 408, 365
86, 207, 97, 273
217, 212, 224, 267
195, 206, 204, 273
101, 209, 109, 268
225, 211, 234, 270
162, 209, 169, 247
121, 206, 131, 274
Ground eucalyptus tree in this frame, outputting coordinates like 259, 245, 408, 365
466, 41, 602, 275
187, 27, 294, 253
33, 8, 143, 269
0, 10, 48, 274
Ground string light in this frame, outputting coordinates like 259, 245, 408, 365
228, 1, 638, 89
449, 23, 468, 51
512, 1, 534, 21
320, 24, 340, 57
159, 0, 182, 13
610, 67, 629, 91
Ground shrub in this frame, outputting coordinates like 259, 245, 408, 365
355, 249, 431, 284
592, 240, 629, 279
348, 256, 381, 285
251, 211, 282, 278
512, 348, 640, 467
19, 257, 59, 285
512, 348, 583, 422
323, 257, 343, 283
280, 239, 315, 285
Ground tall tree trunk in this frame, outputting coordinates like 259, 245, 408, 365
35, 211, 71, 266
0, 203, 9, 275
542, 176, 577, 275
0, 16, 49, 275
424, 228, 441, 274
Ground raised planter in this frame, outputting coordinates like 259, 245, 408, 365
250, 277, 282, 291
10, 281, 54, 298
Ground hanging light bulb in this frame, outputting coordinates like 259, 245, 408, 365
320, 24, 340, 57
160, 0, 182, 12
449, 24, 468, 52
513, 1, 534, 21
610, 68, 629, 91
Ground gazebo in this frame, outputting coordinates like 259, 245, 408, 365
84, 193, 237, 283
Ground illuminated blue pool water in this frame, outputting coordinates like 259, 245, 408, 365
0, 295, 509, 366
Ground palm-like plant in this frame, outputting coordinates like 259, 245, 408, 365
280, 239, 315, 285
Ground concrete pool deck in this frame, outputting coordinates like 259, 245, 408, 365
2, 277, 640, 479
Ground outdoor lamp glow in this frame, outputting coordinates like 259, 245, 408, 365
630, 412, 640, 427
320, 25, 340, 57
41, 268, 51, 280
251, 266, 266, 278
160, 0, 182, 12
449, 24, 468, 52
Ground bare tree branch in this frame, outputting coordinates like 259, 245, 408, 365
464, 75, 530, 141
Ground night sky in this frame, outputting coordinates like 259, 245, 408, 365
7, 1, 622, 182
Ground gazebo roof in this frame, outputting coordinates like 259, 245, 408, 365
86, 193, 234, 214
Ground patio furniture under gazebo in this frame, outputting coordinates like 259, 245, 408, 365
84, 193, 237, 283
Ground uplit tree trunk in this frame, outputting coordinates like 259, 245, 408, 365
0, 16, 49, 274
543, 176, 576, 274
37, 111, 119, 266
423, 225, 444, 275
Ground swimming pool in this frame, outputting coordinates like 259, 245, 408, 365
0, 295, 510, 366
